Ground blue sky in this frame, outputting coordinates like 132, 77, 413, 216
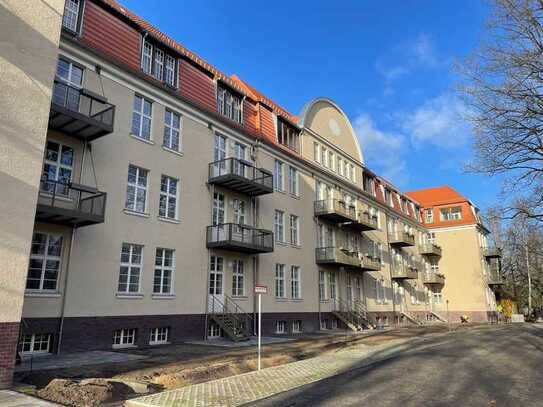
120, 0, 502, 209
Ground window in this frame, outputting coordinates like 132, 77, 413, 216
375, 279, 387, 304
274, 160, 284, 191
320, 319, 327, 330
401, 199, 407, 213
53, 58, 83, 111
288, 166, 299, 196
164, 55, 177, 87
277, 118, 300, 152
41, 141, 74, 195
338, 157, 344, 176
209, 256, 223, 296
289, 215, 299, 246
331, 319, 338, 329
21, 333, 51, 355
426, 232, 436, 244
141, 39, 178, 87
275, 321, 286, 334
153, 248, 174, 295
433, 291, 443, 304
159, 175, 178, 220
350, 164, 356, 182
164, 110, 181, 152
232, 260, 244, 297
275, 210, 285, 243
440, 206, 462, 221
319, 271, 327, 300
328, 151, 335, 171
131, 95, 152, 140
292, 320, 302, 333
363, 174, 375, 196
329, 273, 337, 299
385, 189, 393, 207
113, 328, 136, 348
26, 233, 63, 291
118, 243, 143, 294
233, 199, 246, 225
275, 264, 285, 298
125, 165, 148, 213
291, 266, 301, 299
425, 208, 433, 223
217, 84, 242, 123
62, 0, 80, 32
314, 142, 321, 163
212, 193, 225, 225
321, 147, 328, 167
150, 327, 169, 345
345, 163, 351, 180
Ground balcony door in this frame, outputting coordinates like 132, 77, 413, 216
208, 255, 224, 312
211, 192, 225, 241
232, 199, 247, 242
232, 141, 246, 177
213, 134, 227, 177
53, 58, 83, 112
41, 141, 74, 196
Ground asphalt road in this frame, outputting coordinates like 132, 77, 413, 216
249, 324, 543, 407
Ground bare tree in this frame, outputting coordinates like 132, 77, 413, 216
458, 0, 543, 223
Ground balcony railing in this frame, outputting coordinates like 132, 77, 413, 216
422, 271, 445, 285
360, 256, 382, 271
482, 247, 501, 258
391, 264, 418, 280
208, 158, 273, 196
344, 210, 379, 232
36, 178, 107, 227
315, 247, 361, 268
488, 264, 504, 286
314, 199, 357, 224
419, 243, 442, 257
389, 231, 416, 247
206, 223, 274, 254
49, 80, 115, 141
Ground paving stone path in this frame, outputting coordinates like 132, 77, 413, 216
0, 390, 61, 406
126, 338, 414, 407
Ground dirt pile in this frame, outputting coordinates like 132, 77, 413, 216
37, 378, 113, 406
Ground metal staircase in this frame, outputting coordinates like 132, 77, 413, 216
400, 311, 424, 326
332, 298, 374, 331
208, 294, 252, 342
429, 310, 447, 323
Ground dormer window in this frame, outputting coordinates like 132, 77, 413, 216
62, 0, 83, 34
277, 118, 300, 153
140, 37, 178, 88
385, 188, 392, 207
217, 84, 242, 124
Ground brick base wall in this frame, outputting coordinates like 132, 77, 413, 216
0, 322, 20, 389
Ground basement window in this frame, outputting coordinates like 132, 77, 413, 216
21, 333, 52, 355
149, 327, 170, 345
113, 328, 137, 348
292, 320, 302, 333
275, 321, 286, 334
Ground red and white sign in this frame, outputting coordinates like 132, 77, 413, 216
254, 285, 268, 295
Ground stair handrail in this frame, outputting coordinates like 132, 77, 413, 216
222, 293, 252, 337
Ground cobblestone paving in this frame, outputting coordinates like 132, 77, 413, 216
0, 390, 61, 406
126, 340, 408, 407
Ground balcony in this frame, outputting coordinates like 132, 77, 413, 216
419, 243, 442, 257
208, 158, 273, 196
483, 247, 501, 258
360, 256, 382, 271
206, 223, 274, 254
488, 264, 504, 287
35, 179, 106, 227
391, 264, 418, 280
314, 199, 357, 224
422, 272, 445, 285
315, 247, 361, 268
49, 80, 115, 141
344, 210, 379, 232
389, 231, 415, 247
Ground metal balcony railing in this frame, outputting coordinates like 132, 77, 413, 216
391, 263, 418, 279
206, 223, 274, 254
314, 199, 357, 224
315, 247, 361, 268
344, 210, 379, 232
482, 247, 501, 258
419, 243, 442, 257
208, 157, 273, 196
36, 178, 107, 227
422, 271, 445, 285
389, 231, 416, 247
49, 80, 115, 140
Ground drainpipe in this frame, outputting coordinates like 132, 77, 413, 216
203, 182, 214, 341
385, 216, 397, 328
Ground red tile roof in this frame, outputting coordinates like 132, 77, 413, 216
405, 186, 468, 206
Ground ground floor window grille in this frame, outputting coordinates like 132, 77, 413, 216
113, 328, 136, 347
150, 327, 169, 344
275, 320, 286, 334
331, 319, 338, 329
208, 322, 222, 338
292, 320, 302, 333
21, 333, 51, 354
320, 319, 327, 330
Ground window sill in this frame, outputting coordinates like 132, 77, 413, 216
274, 332, 286, 335
152, 294, 175, 300
275, 297, 289, 302
116, 293, 144, 299
129, 134, 154, 145
162, 146, 183, 157
158, 216, 180, 224
291, 298, 303, 302
112, 344, 138, 350
290, 244, 302, 249
232, 296, 248, 300
289, 193, 301, 200
149, 341, 171, 346
275, 241, 289, 247
274, 189, 287, 195
123, 209, 150, 218
24, 291, 61, 298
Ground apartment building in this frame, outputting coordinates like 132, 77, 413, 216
406, 186, 502, 322
0, 0, 499, 388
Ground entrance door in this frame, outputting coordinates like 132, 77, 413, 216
208, 255, 224, 313
213, 134, 227, 176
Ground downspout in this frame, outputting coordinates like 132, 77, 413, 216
385, 215, 397, 328
57, 140, 87, 353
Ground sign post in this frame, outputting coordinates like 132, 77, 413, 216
254, 285, 268, 371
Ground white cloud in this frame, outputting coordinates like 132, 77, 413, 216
409, 33, 439, 67
354, 113, 409, 186
401, 93, 472, 148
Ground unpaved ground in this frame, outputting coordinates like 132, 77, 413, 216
15, 325, 483, 406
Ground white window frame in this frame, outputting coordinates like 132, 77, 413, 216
159, 175, 179, 220
289, 214, 300, 246
274, 160, 285, 191
41, 141, 74, 193
62, 0, 80, 32
232, 259, 245, 297
275, 210, 285, 243
149, 327, 170, 345
21, 333, 52, 355
288, 166, 299, 196
275, 263, 286, 298
292, 320, 302, 333
440, 206, 462, 221
131, 95, 153, 141
165, 55, 177, 87
153, 48, 164, 81
153, 248, 175, 295
314, 142, 321, 163
142, 41, 153, 75
26, 232, 63, 292
291, 266, 301, 299
125, 164, 149, 213
163, 109, 182, 152
319, 271, 327, 301
113, 328, 137, 348
118, 243, 143, 294
425, 208, 433, 223
275, 320, 286, 334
